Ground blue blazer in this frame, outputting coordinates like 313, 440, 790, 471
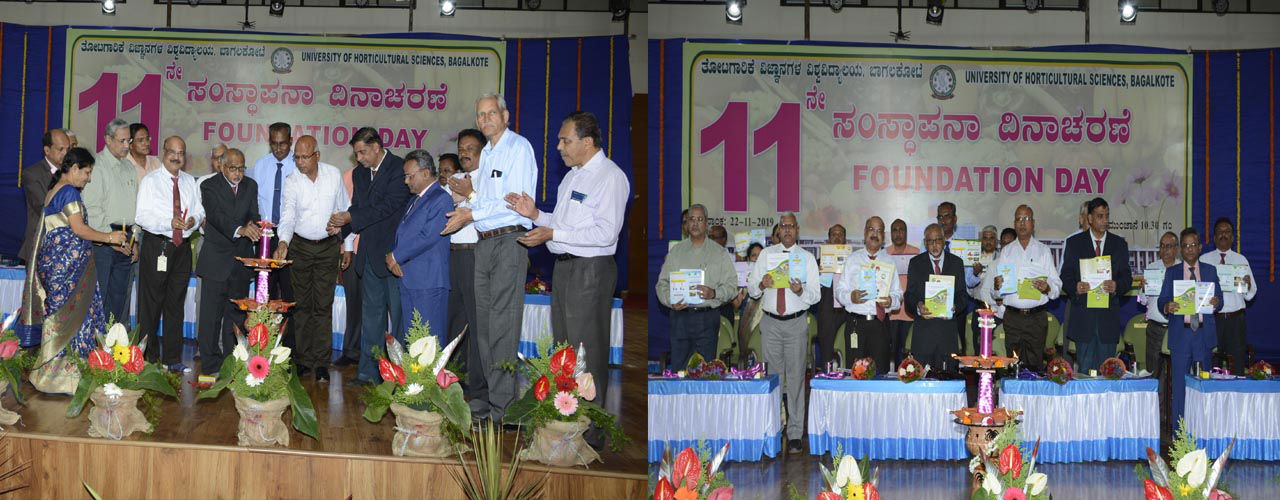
391, 182, 452, 291
1157, 262, 1224, 338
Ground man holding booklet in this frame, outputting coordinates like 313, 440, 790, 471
816, 224, 853, 367
1061, 197, 1133, 373
905, 223, 969, 371
1158, 227, 1224, 420
1206, 217, 1256, 375
655, 204, 738, 370
991, 205, 1061, 373
835, 216, 901, 371
1136, 231, 1181, 379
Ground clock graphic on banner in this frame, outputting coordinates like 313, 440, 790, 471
270, 47, 294, 74
929, 64, 955, 100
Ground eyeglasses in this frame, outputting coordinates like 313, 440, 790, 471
687, 216, 707, 222
1159, 243, 1177, 249
778, 223, 798, 229
112, 136, 133, 145
225, 166, 247, 173
1181, 243, 1201, 249
163, 149, 186, 156
295, 152, 319, 160
1015, 217, 1034, 223
924, 238, 946, 244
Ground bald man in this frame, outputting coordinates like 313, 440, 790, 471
905, 223, 970, 370
196, 148, 261, 378
21, 129, 70, 263
136, 136, 206, 371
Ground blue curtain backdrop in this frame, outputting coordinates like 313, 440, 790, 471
650, 38, 1280, 363
0, 23, 632, 293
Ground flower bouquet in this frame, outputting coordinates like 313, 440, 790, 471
816, 450, 881, 500
0, 314, 34, 425
652, 442, 733, 500
897, 356, 925, 383
525, 276, 550, 295
1246, 360, 1273, 380
684, 353, 729, 380
1046, 357, 1074, 385
67, 323, 177, 439
361, 312, 469, 457
851, 358, 876, 381
969, 421, 1050, 500
506, 336, 629, 466
1136, 419, 1236, 500
197, 309, 317, 446
1101, 357, 1127, 380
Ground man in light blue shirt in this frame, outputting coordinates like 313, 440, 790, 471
443, 93, 537, 425
247, 122, 297, 348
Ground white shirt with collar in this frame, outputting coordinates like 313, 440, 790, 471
1203, 248, 1256, 312
1137, 259, 1180, 324
278, 162, 354, 251
746, 243, 821, 315
135, 167, 206, 239
444, 173, 479, 245
834, 247, 903, 317
46, 158, 58, 174
993, 237, 1062, 309
533, 149, 629, 258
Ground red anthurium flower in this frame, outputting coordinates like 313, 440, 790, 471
435, 369, 459, 389
671, 447, 702, 490
0, 340, 19, 360
1143, 480, 1173, 500
653, 477, 675, 500
998, 444, 1022, 477
554, 374, 577, 393
816, 492, 843, 500
248, 323, 270, 350
88, 349, 115, 372
390, 364, 406, 385
706, 486, 733, 500
533, 376, 550, 401
378, 358, 398, 384
865, 482, 881, 500
549, 347, 576, 377
123, 347, 145, 374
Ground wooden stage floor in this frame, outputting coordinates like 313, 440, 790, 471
0, 301, 649, 498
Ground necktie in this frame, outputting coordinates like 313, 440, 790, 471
272, 162, 283, 224
1220, 252, 1226, 264
943, 240, 951, 255
1095, 239, 1102, 257
171, 176, 183, 246
232, 183, 238, 196
869, 254, 885, 321
776, 251, 788, 315
933, 258, 941, 275
403, 194, 420, 221
1188, 265, 1201, 330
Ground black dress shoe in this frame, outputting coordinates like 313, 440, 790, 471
315, 366, 330, 382
297, 366, 312, 378
788, 439, 804, 453
334, 357, 358, 367
345, 377, 373, 387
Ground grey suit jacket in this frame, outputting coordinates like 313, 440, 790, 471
20, 160, 56, 263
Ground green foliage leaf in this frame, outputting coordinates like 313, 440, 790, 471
1, 361, 25, 405
431, 381, 471, 429
65, 371, 97, 418
286, 372, 318, 440
134, 365, 177, 398
360, 381, 395, 423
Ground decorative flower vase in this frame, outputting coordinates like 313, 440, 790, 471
87, 387, 150, 439
389, 404, 467, 457
233, 394, 290, 447
518, 416, 600, 467
963, 423, 1002, 458
0, 381, 20, 426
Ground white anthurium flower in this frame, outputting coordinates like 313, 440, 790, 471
245, 374, 264, 387
982, 468, 1003, 494
413, 337, 439, 368
1176, 449, 1208, 487
233, 344, 249, 362
102, 383, 123, 397
105, 323, 130, 348
834, 455, 860, 489
270, 346, 291, 365
1026, 472, 1048, 495
405, 383, 424, 396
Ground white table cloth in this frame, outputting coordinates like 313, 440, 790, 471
1184, 375, 1280, 461
807, 378, 968, 460
648, 375, 782, 462
1000, 378, 1159, 463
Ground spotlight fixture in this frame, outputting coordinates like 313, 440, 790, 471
1118, 0, 1136, 24
1213, 0, 1229, 16
725, 0, 744, 24
269, 0, 284, 17
525, 0, 541, 10
925, 0, 944, 26
610, 0, 629, 22
439, 0, 455, 17
1024, 0, 1041, 12
188, 0, 199, 6
101, 0, 116, 15
829, 0, 843, 13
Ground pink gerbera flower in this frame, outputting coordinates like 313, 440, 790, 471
248, 355, 271, 379
553, 391, 578, 417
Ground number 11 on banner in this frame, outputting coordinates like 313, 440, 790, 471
699, 102, 801, 213
78, 72, 162, 154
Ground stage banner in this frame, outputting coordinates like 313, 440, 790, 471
64, 29, 504, 174
683, 43, 1192, 248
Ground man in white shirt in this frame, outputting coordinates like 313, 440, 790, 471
967, 225, 1001, 352
446, 130, 485, 407
136, 136, 206, 371
1206, 217, 1256, 374
507, 112, 628, 440
272, 136, 354, 382
1137, 231, 1179, 377
746, 213, 820, 453
991, 205, 1061, 372
815, 224, 852, 367
834, 216, 902, 371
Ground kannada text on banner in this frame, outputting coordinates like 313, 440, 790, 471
66, 29, 504, 174
683, 43, 1192, 248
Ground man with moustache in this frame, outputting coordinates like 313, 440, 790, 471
835, 217, 901, 370
992, 205, 1060, 372
447, 128, 486, 406
196, 148, 260, 378
125, 123, 161, 184
968, 225, 1001, 352
1137, 231, 1180, 377
135, 137, 205, 370
386, 150, 452, 344
815, 224, 852, 366
1159, 227, 1223, 419
21, 129, 70, 265
905, 223, 970, 371
83, 118, 139, 326
1061, 198, 1132, 373
936, 201, 980, 355
1206, 217, 1256, 374
248, 123, 298, 347
886, 218, 919, 365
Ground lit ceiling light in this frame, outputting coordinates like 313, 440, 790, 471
1119, 1, 1137, 24
725, 0, 744, 24
102, 0, 116, 15
440, 0, 455, 16
926, 0, 944, 26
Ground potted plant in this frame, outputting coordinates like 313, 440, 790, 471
0, 314, 33, 425
197, 309, 317, 446
652, 442, 733, 500
361, 312, 469, 457
1136, 418, 1235, 500
66, 323, 177, 439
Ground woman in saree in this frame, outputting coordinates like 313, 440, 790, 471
20, 147, 128, 395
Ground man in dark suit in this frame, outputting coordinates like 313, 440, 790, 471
387, 150, 452, 342
196, 149, 261, 377
21, 129, 70, 264
1061, 197, 1133, 373
1158, 227, 1223, 419
329, 127, 412, 385
905, 223, 970, 370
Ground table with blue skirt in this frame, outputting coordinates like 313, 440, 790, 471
1184, 375, 1280, 461
648, 375, 781, 463
807, 378, 968, 460
998, 378, 1159, 463
0, 267, 623, 364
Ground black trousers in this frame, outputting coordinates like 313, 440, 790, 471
449, 248, 484, 402
1215, 312, 1248, 374
196, 275, 249, 375
1004, 310, 1048, 372
850, 314, 890, 371
815, 286, 852, 367
340, 253, 362, 361
1145, 320, 1167, 378
138, 232, 192, 366
889, 319, 912, 366
290, 235, 340, 371
266, 233, 295, 349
